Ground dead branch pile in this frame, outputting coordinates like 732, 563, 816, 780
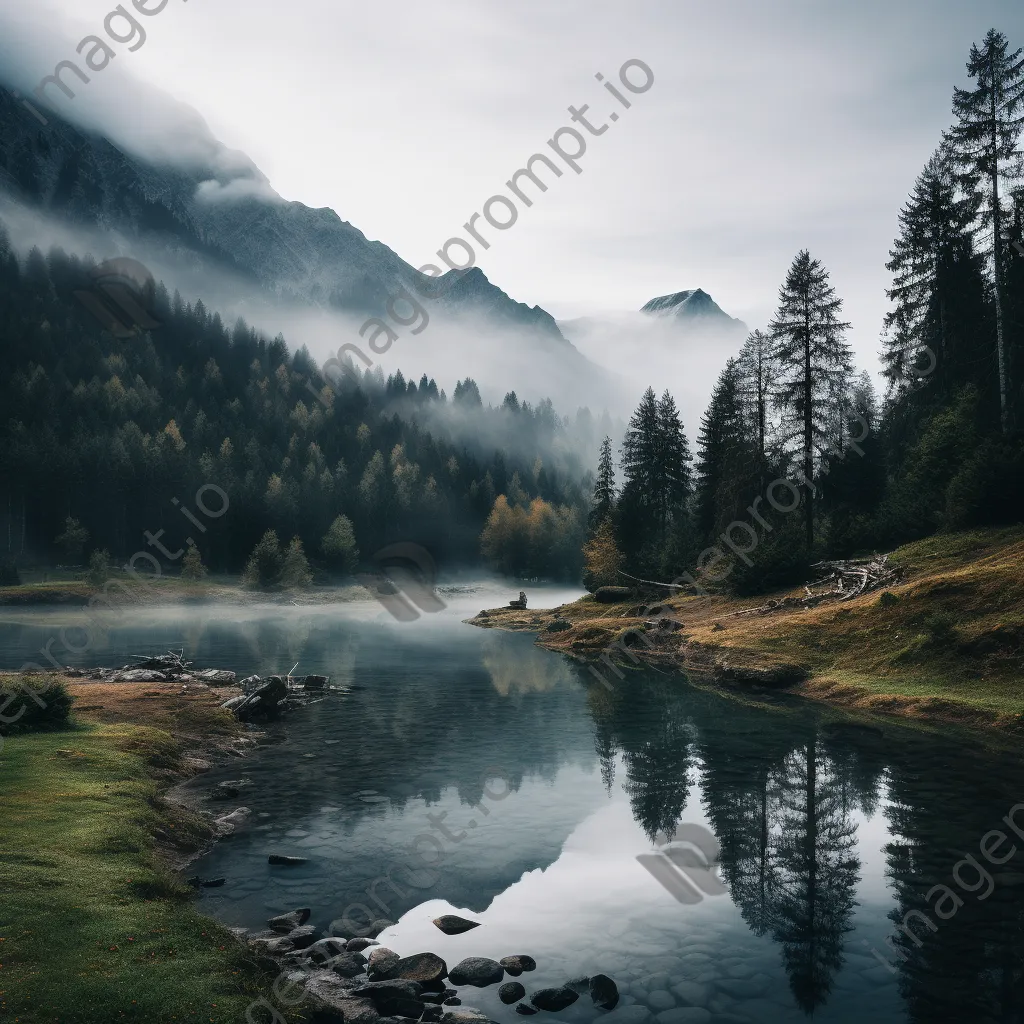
734, 555, 899, 617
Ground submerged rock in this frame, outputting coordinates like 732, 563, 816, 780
530, 986, 579, 1012
590, 974, 619, 1010
268, 854, 308, 866
448, 957, 504, 987
515, 1004, 539, 1016
432, 915, 481, 935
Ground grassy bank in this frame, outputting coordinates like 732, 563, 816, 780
0, 571, 375, 606
470, 526, 1024, 732
0, 680, 280, 1024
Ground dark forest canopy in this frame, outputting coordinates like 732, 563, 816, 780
0, 230, 600, 578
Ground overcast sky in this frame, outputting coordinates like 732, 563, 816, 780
3, 0, 1023, 376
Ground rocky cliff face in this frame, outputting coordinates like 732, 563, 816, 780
0, 84, 570, 346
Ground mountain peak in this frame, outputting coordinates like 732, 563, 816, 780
640, 288, 736, 322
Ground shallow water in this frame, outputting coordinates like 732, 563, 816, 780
4, 586, 1024, 1023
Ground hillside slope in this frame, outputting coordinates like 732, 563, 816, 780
471, 527, 1024, 731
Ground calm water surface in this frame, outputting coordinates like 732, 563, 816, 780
3, 584, 1023, 1024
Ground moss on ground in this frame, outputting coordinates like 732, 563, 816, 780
0, 685, 285, 1024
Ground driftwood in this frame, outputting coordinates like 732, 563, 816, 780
617, 571, 687, 590
807, 555, 898, 601
735, 554, 899, 617
129, 649, 193, 674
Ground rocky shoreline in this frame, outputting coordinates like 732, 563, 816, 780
236, 909, 622, 1024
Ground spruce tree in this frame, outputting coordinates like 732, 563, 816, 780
620, 386, 661, 502
590, 436, 616, 529
695, 359, 756, 544
656, 390, 692, 529
949, 28, 1024, 432
883, 148, 987, 403
769, 251, 853, 549
735, 329, 777, 484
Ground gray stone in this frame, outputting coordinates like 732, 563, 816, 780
214, 807, 251, 834
669, 981, 709, 1007
440, 1009, 491, 1024
249, 934, 295, 955
326, 952, 371, 978
268, 908, 311, 933
367, 947, 401, 980
600, 1006, 653, 1024
448, 957, 504, 987
366, 918, 394, 938
348, 937, 380, 953
646, 991, 675, 1012
499, 955, 536, 974
714, 976, 769, 1000
306, 937, 351, 963
392, 952, 447, 985
287, 925, 319, 949
591, 974, 620, 1010
655, 1011, 711, 1024
351, 979, 425, 1018
530, 986, 579, 1012
305, 977, 379, 1024
433, 915, 481, 935
499, 982, 527, 1004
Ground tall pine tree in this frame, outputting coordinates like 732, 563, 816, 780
735, 329, 777, 486
769, 251, 853, 549
883, 147, 987, 404
949, 29, 1024, 432
590, 435, 616, 529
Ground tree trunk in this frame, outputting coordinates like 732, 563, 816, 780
990, 49, 1010, 433
803, 304, 814, 549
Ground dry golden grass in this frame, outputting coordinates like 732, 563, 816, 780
471, 526, 1024, 730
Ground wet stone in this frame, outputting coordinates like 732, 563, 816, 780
268, 908, 310, 933
499, 982, 527, 1004
530, 986, 580, 1012
448, 957, 504, 987
433, 915, 481, 935
591, 974, 620, 1010
500, 955, 537, 974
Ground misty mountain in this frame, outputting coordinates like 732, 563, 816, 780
0, 83, 613, 409
556, 288, 748, 430
639, 287, 746, 328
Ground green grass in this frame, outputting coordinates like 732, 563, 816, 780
0, 723, 279, 1024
